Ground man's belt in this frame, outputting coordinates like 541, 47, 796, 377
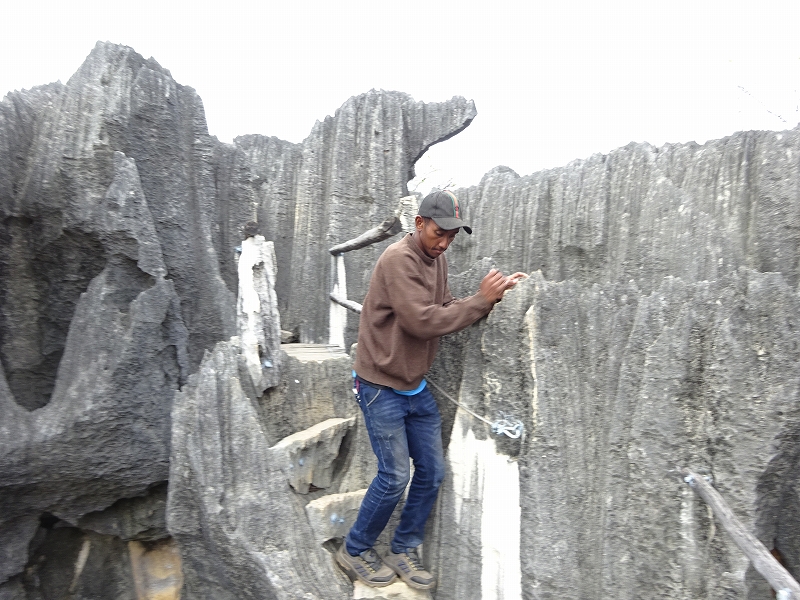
355, 375, 392, 391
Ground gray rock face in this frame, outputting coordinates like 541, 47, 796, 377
232, 135, 301, 316
305, 490, 367, 545
421, 125, 800, 598
427, 267, 800, 599
3, 39, 800, 600
0, 43, 235, 376
77, 482, 169, 542
167, 338, 352, 600
283, 92, 475, 345
0, 41, 474, 594
446, 132, 800, 294
237, 92, 475, 346
166, 267, 371, 598
0, 268, 186, 567
271, 417, 356, 494
237, 235, 282, 393
531, 269, 800, 599
1, 524, 182, 600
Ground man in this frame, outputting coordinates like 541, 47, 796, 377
336, 189, 526, 590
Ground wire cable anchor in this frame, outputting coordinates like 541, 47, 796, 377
427, 379, 525, 440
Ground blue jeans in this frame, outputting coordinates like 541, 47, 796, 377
345, 380, 446, 555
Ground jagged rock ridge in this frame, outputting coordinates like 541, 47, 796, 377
0, 41, 475, 598
1, 39, 799, 600
447, 134, 800, 292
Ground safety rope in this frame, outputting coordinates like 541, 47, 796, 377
427, 379, 524, 440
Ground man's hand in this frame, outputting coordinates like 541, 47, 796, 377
478, 270, 529, 304
479, 269, 510, 304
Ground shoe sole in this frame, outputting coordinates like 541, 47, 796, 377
386, 563, 436, 590
335, 551, 397, 588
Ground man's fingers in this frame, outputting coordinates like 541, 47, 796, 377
503, 272, 528, 288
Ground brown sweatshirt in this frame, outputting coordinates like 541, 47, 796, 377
353, 231, 493, 391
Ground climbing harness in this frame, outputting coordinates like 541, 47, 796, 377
427, 379, 525, 440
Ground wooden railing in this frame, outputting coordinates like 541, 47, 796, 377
682, 468, 800, 598
327, 197, 418, 346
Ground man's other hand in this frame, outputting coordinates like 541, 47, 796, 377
479, 269, 509, 304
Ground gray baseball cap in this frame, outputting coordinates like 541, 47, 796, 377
418, 190, 472, 234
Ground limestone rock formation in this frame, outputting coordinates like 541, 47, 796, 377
446, 132, 800, 293
0, 269, 186, 581
426, 125, 800, 598
430, 258, 800, 599
77, 483, 169, 542
237, 234, 282, 393
305, 490, 367, 545
271, 417, 357, 494
0, 41, 476, 598
167, 338, 352, 600
2, 38, 800, 600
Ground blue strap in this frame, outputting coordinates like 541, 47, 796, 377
352, 371, 427, 396
393, 379, 427, 396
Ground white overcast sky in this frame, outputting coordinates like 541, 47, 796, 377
3, 0, 800, 193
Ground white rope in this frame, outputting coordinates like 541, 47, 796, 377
427, 379, 524, 440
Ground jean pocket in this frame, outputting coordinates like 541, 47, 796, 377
364, 388, 382, 407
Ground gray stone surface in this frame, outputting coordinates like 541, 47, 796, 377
76, 482, 168, 542
446, 132, 800, 295
305, 489, 367, 545
167, 338, 351, 600
0, 267, 187, 552
237, 235, 282, 393
353, 581, 432, 599
0, 44, 215, 583
233, 135, 302, 318
3, 522, 181, 600
419, 123, 800, 598
239, 91, 475, 347
427, 270, 800, 599
3, 39, 800, 600
20, 528, 137, 600
0, 42, 471, 593
258, 344, 359, 448
0, 516, 38, 584
165, 214, 363, 597
271, 417, 356, 494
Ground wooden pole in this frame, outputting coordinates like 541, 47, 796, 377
328, 216, 402, 255
329, 293, 362, 314
682, 468, 800, 597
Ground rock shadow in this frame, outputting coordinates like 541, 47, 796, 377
0, 220, 106, 410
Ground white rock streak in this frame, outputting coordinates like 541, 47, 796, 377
329, 254, 348, 348
237, 235, 282, 394
448, 411, 522, 600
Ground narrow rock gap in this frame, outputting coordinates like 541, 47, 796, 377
329, 426, 355, 486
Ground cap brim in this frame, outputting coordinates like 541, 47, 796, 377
431, 217, 472, 235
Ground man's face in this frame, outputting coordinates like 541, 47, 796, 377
415, 216, 459, 258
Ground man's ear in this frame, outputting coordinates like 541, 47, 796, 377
414, 215, 424, 230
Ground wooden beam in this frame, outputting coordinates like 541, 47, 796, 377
328, 216, 402, 255
682, 468, 800, 597
329, 293, 362, 314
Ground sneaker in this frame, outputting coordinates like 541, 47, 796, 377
384, 547, 436, 590
335, 542, 397, 587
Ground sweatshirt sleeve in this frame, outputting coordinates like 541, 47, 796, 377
384, 256, 493, 341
